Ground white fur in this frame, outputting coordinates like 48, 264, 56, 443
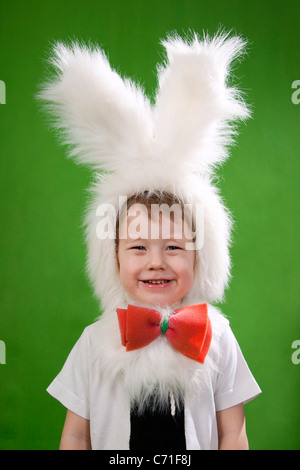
93, 303, 227, 413
38, 31, 250, 312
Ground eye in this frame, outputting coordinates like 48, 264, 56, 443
130, 245, 146, 251
166, 245, 181, 251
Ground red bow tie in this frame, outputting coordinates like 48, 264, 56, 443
116, 304, 212, 364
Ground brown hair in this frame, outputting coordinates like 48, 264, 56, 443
115, 190, 195, 251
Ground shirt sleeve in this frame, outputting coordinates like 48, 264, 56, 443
47, 329, 90, 420
214, 325, 261, 412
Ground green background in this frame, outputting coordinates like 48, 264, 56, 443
0, 0, 299, 450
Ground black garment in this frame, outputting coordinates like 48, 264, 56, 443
129, 394, 186, 450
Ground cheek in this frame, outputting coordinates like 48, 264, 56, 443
118, 254, 141, 285
179, 255, 195, 286
177, 252, 195, 274
117, 249, 129, 286
183, 267, 195, 287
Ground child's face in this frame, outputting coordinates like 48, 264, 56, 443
117, 206, 195, 307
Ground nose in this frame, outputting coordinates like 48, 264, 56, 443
146, 248, 166, 270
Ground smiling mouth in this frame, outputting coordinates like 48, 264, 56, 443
140, 280, 172, 285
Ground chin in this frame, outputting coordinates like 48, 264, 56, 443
139, 297, 181, 308
134, 287, 189, 308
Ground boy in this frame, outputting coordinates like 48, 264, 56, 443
41, 33, 261, 450
48, 191, 260, 450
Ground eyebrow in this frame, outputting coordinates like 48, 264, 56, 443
121, 236, 188, 244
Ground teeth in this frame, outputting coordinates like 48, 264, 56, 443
144, 280, 169, 284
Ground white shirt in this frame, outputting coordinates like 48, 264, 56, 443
47, 311, 261, 450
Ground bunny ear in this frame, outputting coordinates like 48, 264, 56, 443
153, 32, 250, 173
38, 42, 153, 173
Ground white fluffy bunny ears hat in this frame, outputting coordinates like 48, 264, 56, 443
39, 31, 250, 314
